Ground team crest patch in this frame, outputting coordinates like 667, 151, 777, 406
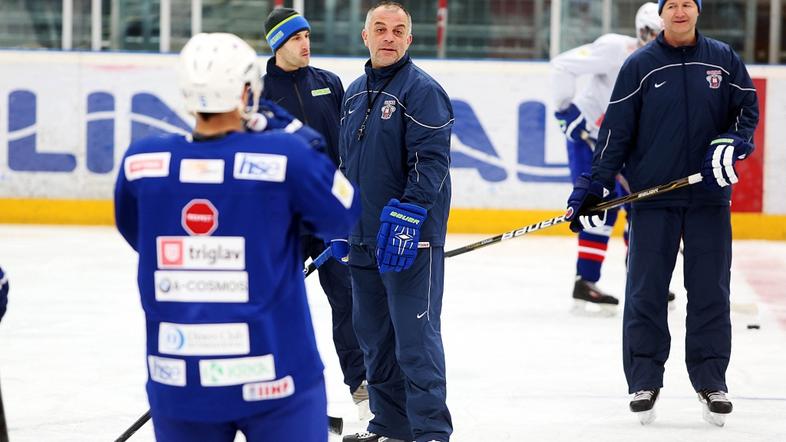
380, 100, 397, 120
706, 70, 722, 89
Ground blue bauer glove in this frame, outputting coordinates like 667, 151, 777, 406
565, 173, 611, 233
701, 133, 754, 190
554, 103, 589, 143
376, 199, 427, 273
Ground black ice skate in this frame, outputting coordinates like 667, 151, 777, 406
629, 389, 659, 425
571, 276, 619, 316
342, 432, 405, 442
698, 390, 733, 427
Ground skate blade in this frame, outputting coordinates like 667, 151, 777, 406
636, 409, 656, 425
702, 406, 727, 427
571, 299, 617, 317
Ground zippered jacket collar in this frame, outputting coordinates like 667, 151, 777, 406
364, 53, 411, 83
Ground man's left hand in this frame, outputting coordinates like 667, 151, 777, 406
701, 133, 753, 190
376, 199, 427, 273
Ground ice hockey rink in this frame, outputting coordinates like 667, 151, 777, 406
0, 224, 785, 442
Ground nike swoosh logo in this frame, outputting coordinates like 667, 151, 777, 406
416, 311, 427, 319
655, 81, 666, 88
348, 108, 357, 114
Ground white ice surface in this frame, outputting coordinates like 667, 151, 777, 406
1, 225, 785, 441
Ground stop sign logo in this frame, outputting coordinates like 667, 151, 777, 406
182, 199, 218, 236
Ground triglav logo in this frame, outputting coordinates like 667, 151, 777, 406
156, 236, 245, 270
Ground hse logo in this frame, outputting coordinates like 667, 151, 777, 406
182, 199, 218, 236
199, 354, 276, 387
233, 152, 287, 182
154, 270, 249, 303
157, 236, 245, 270
148, 355, 186, 386
158, 322, 250, 356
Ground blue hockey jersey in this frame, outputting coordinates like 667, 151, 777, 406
592, 31, 759, 206
114, 130, 360, 422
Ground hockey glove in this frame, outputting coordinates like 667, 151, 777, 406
0, 266, 8, 322
701, 133, 754, 190
327, 239, 350, 265
554, 103, 589, 144
376, 199, 427, 273
565, 173, 611, 233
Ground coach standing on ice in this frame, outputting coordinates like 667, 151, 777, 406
339, 2, 453, 441
565, 0, 758, 427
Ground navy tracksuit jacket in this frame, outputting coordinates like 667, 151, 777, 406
339, 54, 454, 442
593, 31, 759, 393
262, 57, 366, 393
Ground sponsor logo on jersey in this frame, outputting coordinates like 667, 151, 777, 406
154, 270, 249, 302
199, 354, 276, 387
182, 199, 218, 236
311, 87, 331, 97
381, 99, 397, 120
706, 70, 723, 89
242, 375, 295, 401
158, 322, 250, 356
234, 152, 287, 182
156, 236, 245, 270
148, 355, 186, 386
179, 159, 225, 183
124, 152, 171, 181
331, 170, 355, 209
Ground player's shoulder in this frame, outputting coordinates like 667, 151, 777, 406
308, 65, 341, 82
699, 33, 738, 63
124, 133, 185, 156
595, 33, 637, 48
404, 61, 448, 97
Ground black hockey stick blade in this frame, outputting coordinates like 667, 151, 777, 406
329, 415, 344, 435
115, 410, 150, 442
445, 173, 702, 258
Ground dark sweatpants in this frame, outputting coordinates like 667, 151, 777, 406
350, 244, 452, 442
623, 205, 732, 394
301, 235, 366, 393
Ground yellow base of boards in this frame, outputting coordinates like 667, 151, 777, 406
2, 199, 785, 241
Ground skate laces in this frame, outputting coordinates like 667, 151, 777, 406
633, 390, 654, 401
706, 391, 729, 403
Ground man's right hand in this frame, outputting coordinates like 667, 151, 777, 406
565, 173, 611, 233
554, 103, 589, 143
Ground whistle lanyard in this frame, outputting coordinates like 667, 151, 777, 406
356, 65, 405, 141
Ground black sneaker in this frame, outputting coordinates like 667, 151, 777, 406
630, 389, 659, 425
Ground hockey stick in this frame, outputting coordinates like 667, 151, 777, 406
114, 410, 149, 442
445, 173, 703, 258
115, 409, 344, 440
0, 379, 8, 442
304, 246, 332, 277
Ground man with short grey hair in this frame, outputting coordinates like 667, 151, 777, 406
340, 2, 454, 441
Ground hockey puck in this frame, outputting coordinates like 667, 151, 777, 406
747, 324, 760, 329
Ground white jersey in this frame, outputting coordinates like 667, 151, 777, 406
551, 33, 639, 138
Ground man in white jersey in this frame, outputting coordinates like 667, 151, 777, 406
550, 3, 663, 315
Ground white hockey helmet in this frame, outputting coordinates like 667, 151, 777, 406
635, 3, 662, 44
178, 32, 262, 117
